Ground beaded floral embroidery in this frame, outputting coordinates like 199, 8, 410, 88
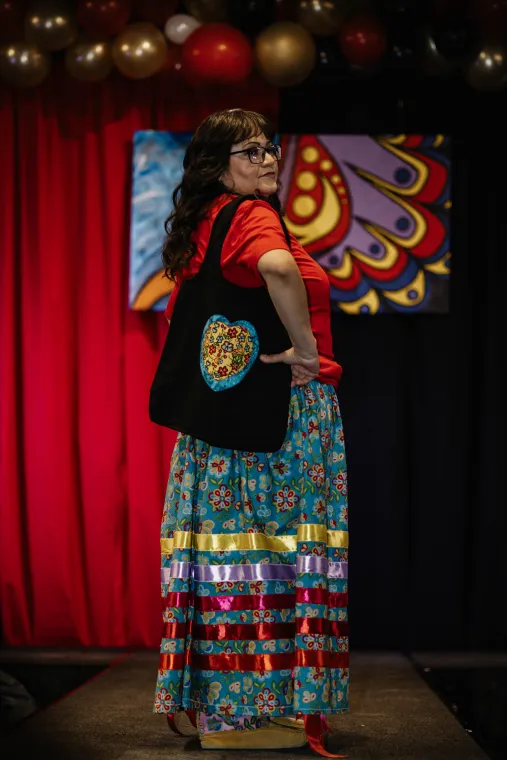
200, 315, 259, 391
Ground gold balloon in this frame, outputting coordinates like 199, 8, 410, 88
465, 45, 507, 91
184, 0, 227, 23
0, 42, 51, 88
65, 40, 113, 82
25, 1, 77, 52
298, 0, 343, 36
255, 21, 316, 87
112, 22, 168, 79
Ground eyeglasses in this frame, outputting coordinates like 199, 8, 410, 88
229, 144, 282, 164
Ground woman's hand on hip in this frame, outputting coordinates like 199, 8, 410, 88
259, 347, 320, 387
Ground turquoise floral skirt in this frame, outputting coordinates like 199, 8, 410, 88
153, 380, 349, 728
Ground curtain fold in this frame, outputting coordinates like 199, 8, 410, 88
0, 69, 278, 646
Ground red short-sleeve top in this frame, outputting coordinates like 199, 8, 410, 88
164, 193, 342, 387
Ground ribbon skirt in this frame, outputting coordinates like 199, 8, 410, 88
153, 380, 349, 718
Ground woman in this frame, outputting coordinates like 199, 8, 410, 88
152, 109, 349, 757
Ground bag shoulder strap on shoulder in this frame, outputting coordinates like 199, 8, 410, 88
201, 194, 291, 274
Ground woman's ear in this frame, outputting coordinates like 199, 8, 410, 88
221, 171, 233, 190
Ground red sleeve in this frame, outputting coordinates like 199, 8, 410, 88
164, 281, 180, 320
221, 199, 290, 286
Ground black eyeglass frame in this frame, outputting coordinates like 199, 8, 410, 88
229, 144, 282, 164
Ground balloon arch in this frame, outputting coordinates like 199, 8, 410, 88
0, 1, 506, 91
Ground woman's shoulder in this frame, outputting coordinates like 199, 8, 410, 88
212, 193, 281, 223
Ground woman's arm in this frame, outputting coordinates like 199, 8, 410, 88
164, 281, 180, 327
257, 249, 319, 385
257, 249, 317, 357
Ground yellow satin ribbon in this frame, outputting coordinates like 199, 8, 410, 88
161, 525, 348, 555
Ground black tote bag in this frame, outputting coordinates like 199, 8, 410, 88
149, 195, 293, 452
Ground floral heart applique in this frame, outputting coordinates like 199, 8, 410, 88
200, 315, 259, 391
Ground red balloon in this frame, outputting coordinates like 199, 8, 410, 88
77, 1, 132, 39
0, 0, 25, 43
339, 15, 387, 68
131, 0, 178, 26
181, 23, 253, 85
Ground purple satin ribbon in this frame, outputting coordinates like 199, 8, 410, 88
162, 562, 192, 580
161, 559, 348, 583
297, 556, 348, 579
193, 563, 295, 582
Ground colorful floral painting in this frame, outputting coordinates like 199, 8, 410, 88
130, 131, 450, 314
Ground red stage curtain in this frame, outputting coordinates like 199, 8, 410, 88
0, 70, 277, 647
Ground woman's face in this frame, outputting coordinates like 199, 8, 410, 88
222, 133, 279, 196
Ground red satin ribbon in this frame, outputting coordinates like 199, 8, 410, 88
160, 653, 185, 670
297, 651, 349, 668
162, 590, 349, 611
185, 620, 349, 641
297, 589, 349, 608
193, 622, 296, 640
188, 651, 349, 671
297, 619, 349, 637
194, 592, 295, 611
162, 622, 188, 638
304, 714, 348, 758
166, 710, 197, 735
166, 714, 183, 736
162, 592, 190, 608
160, 650, 349, 673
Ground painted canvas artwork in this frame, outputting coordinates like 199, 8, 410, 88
130, 131, 450, 314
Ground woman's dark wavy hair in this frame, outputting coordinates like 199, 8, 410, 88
161, 108, 280, 281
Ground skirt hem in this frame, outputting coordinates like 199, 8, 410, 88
153, 703, 349, 716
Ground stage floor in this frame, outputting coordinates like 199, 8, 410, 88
0, 651, 495, 760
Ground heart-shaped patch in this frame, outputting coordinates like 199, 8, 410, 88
200, 314, 259, 392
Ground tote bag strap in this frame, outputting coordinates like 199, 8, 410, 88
200, 194, 291, 276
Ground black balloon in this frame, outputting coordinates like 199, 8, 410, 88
431, 15, 478, 61
390, 40, 417, 68
430, 0, 468, 17
383, 0, 419, 13
386, 18, 419, 72
314, 36, 344, 76
227, 0, 275, 38
420, 28, 459, 76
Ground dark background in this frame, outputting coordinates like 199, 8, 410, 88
281, 73, 507, 651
